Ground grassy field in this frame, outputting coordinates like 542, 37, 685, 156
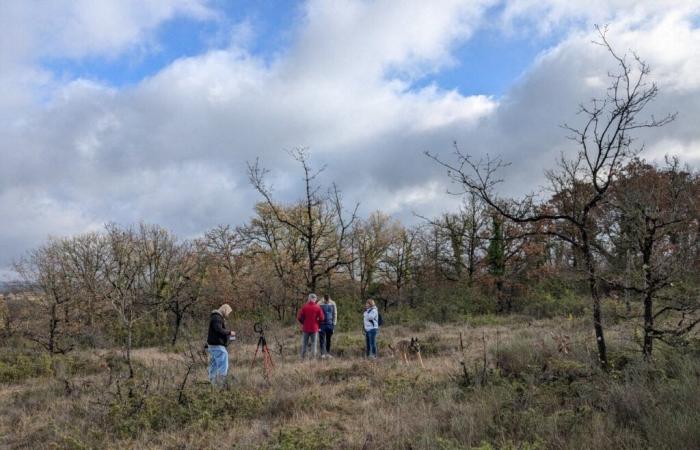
1, 316, 698, 449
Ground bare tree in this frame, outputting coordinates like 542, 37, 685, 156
242, 202, 308, 318
14, 238, 79, 354
351, 211, 394, 299
427, 27, 674, 369
378, 224, 418, 309
165, 240, 208, 345
418, 192, 488, 285
204, 224, 247, 297
248, 148, 358, 292
101, 224, 144, 378
56, 232, 107, 338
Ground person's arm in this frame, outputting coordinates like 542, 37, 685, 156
368, 308, 378, 327
333, 303, 338, 326
317, 307, 325, 325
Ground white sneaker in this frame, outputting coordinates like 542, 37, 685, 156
321, 354, 327, 359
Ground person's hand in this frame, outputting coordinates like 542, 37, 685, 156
230, 331, 236, 337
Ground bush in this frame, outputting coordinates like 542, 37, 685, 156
264, 425, 339, 450
0, 349, 53, 382
107, 382, 267, 437
494, 340, 550, 379
520, 283, 587, 319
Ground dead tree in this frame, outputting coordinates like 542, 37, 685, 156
427, 27, 674, 369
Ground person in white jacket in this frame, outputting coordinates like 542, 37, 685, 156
363, 299, 380, 358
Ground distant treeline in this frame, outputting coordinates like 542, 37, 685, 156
1, 154, 697, 368
2, 34, 699, 370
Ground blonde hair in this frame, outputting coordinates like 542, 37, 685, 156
366, 299, 376, 307
218, 304, 232, 317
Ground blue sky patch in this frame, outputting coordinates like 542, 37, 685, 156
41, 0, 566, 98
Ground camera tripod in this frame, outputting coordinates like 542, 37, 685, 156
251, 322, 274, 381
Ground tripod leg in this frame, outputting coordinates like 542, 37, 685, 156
251, 341, 261, 369
261, 346, 273, 380
263, 344, 275, 367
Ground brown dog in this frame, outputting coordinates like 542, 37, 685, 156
391, 337, 425, 368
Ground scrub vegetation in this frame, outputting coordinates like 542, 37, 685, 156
0, 316, 698, 449
1, 29, 698, 450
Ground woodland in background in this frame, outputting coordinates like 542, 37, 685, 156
2, 151, 698, 369
1, 29, 698, 373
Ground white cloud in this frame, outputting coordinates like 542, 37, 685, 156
1, 0, 700, 276
500, 0, 699, 35
1, 0, 215, 62
643, 139, 700, 163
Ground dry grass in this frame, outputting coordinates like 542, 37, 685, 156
1, 317, 698, 449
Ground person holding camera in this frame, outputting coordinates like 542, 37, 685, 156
207, 303, 236, 385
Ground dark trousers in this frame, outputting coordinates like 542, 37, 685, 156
365, 328, 378, 357
319, 325, 334, 355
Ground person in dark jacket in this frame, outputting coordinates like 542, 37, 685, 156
318, 294, 337, 358
207, 304, 236, 385
297, 293, 324, 359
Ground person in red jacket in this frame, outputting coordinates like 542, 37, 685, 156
297, 293, 325, 359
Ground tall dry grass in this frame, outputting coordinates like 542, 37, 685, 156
1, 317, 698, 449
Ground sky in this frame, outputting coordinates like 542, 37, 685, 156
1, 0, 700, 280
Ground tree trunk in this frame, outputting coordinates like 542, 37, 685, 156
643, 290, 653, 360
171, 311, 183, 346
624, 249, 632, 315
583, 242, 608, 370
126, 319, 134, 379
48, 303, 58, 353
642, 240, 654, 360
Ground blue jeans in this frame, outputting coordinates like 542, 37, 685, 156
365, 328, 378, 358
208, 345, 229, 384
300, 332, 318, 358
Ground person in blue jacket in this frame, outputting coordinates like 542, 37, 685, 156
318, 294, 337, 358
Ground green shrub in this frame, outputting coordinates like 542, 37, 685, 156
520, 285, 587, 319
341, 380, 369, 399
264, 425, 338, 450
0, 350, 53, 382
332, 335, 365, 357
107, 382, 267, 437
494, 340, 549, 379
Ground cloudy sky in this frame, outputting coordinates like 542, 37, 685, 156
1, 0, 699, 279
